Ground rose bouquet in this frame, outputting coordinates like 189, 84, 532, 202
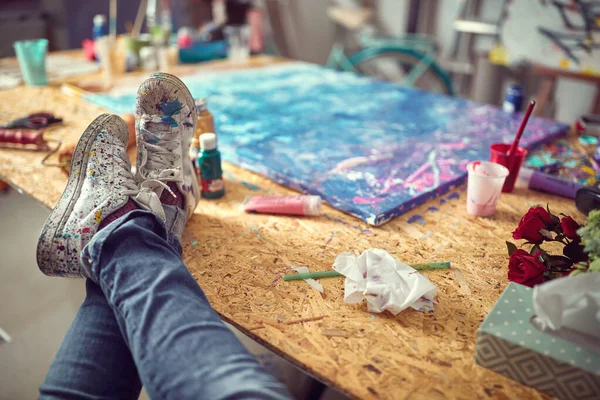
505, 207, 600, 287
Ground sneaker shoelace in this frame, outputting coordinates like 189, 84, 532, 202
115, 150, 174, 221
137, 118, 182, 182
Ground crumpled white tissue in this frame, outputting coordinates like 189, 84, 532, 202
332, 248, 438, 315
532, 273, 600, 354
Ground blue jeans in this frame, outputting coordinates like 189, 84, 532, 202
39, 209, 291, 400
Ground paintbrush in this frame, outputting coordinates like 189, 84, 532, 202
507, 100, 536, 157
283, 262, 451, 281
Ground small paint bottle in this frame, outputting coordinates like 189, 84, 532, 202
189, 99, 215, 175
198, 133, 225, 199
503, 84, 524, 113
93, 15, 108, 41
92, 15, 108, 61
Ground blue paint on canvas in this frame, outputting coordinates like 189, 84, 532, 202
84, 63, 569, 225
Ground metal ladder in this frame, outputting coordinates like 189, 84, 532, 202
442, 0, 501, 96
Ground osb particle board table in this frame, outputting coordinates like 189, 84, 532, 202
0, 52, 579, 400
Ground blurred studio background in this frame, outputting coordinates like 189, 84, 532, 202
1, 0, 599, 120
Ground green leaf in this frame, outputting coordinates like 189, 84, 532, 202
506, 241, 518, 256
546, 203, 560, 228
589, 258, 600, 273
542, 271, 556, 281
539, 228, 554, 240
531, 245, 551, 263
552, 221, 564, 235
574, 262, 589, 271
578, 210, 600, 260
563, 239, 588, 263
546, 255, 573, 271
547, 203, 557, 220
582, 237, 600, 257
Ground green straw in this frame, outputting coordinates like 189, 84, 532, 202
283, 262, 451, 281
409, 261, 451, 270
284, 270, 342, 281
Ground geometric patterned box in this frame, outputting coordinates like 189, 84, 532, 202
476, 283, 600, 400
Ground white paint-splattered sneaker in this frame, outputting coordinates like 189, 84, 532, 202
135, 72, 199, 220
36, 114, 167, 277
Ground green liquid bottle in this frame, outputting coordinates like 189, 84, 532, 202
198, 133, 225, 199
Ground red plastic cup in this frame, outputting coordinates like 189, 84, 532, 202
490, 143, 528, 193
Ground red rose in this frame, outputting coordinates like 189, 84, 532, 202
512, 206, 552, 244
560, 216, 580, 239
508, 249, 547, 287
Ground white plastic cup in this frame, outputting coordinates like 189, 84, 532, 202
14, 39, 48, 86
466, 161, 509, 216
96, 36, 118, 85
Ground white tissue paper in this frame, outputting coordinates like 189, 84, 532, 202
532, 273, 600, 354
332, 248, 438, 315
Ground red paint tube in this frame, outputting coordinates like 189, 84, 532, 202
243, 195, 322, 216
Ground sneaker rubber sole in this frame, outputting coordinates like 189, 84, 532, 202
36, 114, 128, 277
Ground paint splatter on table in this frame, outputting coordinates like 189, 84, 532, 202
526, 138, 599, 187
83, 63, 569, 225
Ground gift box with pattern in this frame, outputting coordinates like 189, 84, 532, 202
475, 282, 600, 399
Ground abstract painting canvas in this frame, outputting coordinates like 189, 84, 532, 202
84, 63, 569, 225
